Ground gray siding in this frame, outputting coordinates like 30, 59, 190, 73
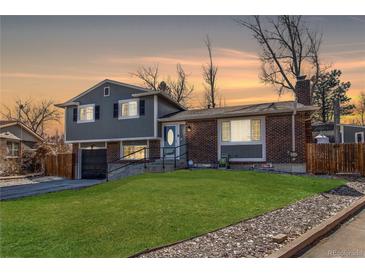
221, 144, 263, 159
158, 97, 181, 118
343, 125, 365, 143
156, 98, 183, 138
65, 82, 155, 141
0, 125, 40, 147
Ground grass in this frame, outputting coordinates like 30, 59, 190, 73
0, 170, 344, 258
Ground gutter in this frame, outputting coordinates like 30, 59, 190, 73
158, 107, 318, 123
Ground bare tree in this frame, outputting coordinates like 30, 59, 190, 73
168, 64, 194, 107
132, 65, 160, 90
236, 16, 322, 96
0, 98, 61, 137
202, 35, 219, 108
355, 92, 365, 126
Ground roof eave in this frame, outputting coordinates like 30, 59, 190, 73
132, 92, 186, 110
54, 102, 80, 108
62, 79, 156, 106
158, 107, 318, 122
0, 122, 44, 142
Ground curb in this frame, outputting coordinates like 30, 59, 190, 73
268, 195, 365, 258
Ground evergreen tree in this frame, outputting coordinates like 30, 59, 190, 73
157, 81, 170, 93
312, 69, 354, 123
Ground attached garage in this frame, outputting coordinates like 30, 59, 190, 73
80, 144, 107, 179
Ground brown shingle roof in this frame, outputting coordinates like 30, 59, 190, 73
159, 101, 318, 122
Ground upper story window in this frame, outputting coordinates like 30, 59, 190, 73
221, 118, 262, 143
104, 86, 110, 97
7, 141, 20, 157
119, 99, 139, 119
78, 104, 95, 123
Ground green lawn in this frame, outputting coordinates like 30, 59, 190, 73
0, 170, 344, 258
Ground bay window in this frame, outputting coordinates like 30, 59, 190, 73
221, 118, 262, 143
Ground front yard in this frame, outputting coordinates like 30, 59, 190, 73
0, 170, 344, 257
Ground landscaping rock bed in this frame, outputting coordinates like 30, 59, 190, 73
0, 176, 63, 187
139, 180, 365, 258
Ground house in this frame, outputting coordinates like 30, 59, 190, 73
0, 120, 44, 159
312, 122, 365, 143
0, 121, 44, 176
56, 78, 317, 179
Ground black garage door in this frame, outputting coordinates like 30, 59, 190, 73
81, 149, 107, 179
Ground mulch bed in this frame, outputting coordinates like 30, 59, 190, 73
139, 179, 365, 258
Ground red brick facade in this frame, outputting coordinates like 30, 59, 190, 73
266, 112, 309, 163
107, 141, 120, 162
182, 112, 312, 165
186, 119, 218, 165
295, 79, 311, 105
148, 139, 161, 159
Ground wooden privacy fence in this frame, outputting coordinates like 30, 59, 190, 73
306, 143, 365, 176
44, 153, 75, 179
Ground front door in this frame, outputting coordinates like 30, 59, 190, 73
163, 125, 179, 159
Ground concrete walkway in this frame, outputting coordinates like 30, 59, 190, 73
0, 179, 103, 201
302, 208, 365, 258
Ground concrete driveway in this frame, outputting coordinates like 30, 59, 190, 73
0, 179, 103, 201
302, 208, 365, 258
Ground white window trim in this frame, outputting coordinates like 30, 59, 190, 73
104, 86, 110, 97
219, 117, 264, 145
154, 95, 158, 137
118, 98, 140, 120
217, 116, 266, 162
77, 104, 95, 124
6, 141, 20, 158
6, 156, 19, 159
355, 132, 364, 143
78, 142, 107, 150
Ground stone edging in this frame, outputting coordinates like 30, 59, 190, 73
268, 195, 365, 258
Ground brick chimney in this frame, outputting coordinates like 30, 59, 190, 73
295, 75, 311, 105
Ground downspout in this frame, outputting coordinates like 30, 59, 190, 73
292, 99, 297, 156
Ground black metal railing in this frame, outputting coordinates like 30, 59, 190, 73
161, 143, 188, 170
106, 143, 189, 181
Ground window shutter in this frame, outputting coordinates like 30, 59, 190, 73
113, 103, 118, 118
73, 108, 77, 122
139, 100, 145, 116
95, 105, 100, 120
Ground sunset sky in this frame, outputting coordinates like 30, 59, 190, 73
1, 16, 365, 134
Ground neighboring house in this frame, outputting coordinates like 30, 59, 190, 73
312, 122, 365, 143
56, 78, 317, 179
0, 120, 44, 159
